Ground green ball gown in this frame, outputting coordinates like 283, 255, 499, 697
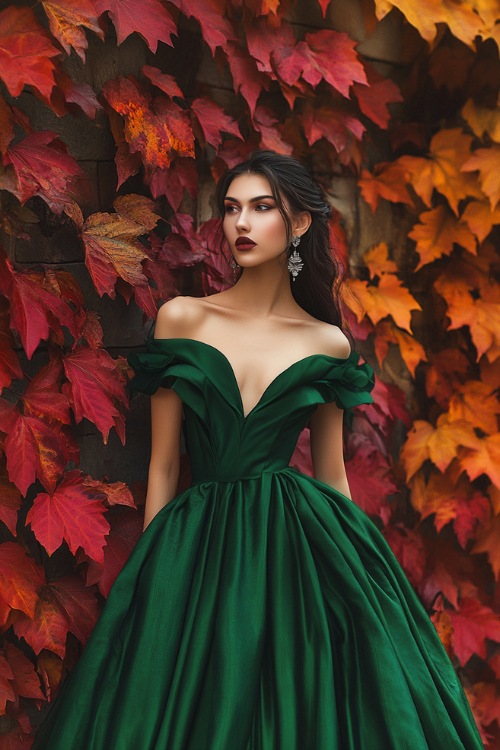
31, 327, 484, 749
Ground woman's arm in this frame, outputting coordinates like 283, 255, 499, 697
309, 401, 352, 500
143, 387, 183, 531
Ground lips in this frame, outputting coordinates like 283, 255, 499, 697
235, 237, 256, 249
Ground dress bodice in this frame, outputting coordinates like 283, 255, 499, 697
127, 333, 375, 483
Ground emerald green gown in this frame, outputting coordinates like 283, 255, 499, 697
31, 330, 484, 749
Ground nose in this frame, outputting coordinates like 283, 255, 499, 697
235, 206, 250, 231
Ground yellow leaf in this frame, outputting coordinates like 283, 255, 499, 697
462, 144, 500, 209
363, 242, 398, 278
374, 319, 427, 377
408, 205, 476, 269
461, 98, 500, 143
349, 274, 421, 333
401, 415, 480, 480
462, 199, 500, 243
399, 129, 483, 214
460, 433, 500, 488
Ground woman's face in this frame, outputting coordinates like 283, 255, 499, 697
222, 173, 290, 270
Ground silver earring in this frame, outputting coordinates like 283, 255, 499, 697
230, 257, 240, 283
288, 236, 303, 281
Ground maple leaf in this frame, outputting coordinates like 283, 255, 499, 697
80, 210, 150, 299
398, 129, 483, 214
358, 162, 414, 212
41, 0, 104, 61
410, 469, 490, 548
82, 507, 142, 596
461, 98, 500, 143
21, 357, 70, 424
401, 415, 480, 480
107, 109, 141, 189
301, 29, 367, 96
95, 0, 176, 52
302, 103, 365, 153
462, 199, 500, 243
149, 158, 198, 210
363, 242, 398, 278
0, 653, 15, 713
462, 144, 500, 209
0, 252, 78, 359
113, 194, 162, 233
61, 347, 129, 444
4, 132, 84, 214
383, 524, 426, 589
449, 598, 500, 665
0, 468, 22, 536
345, 433, 397, 523
52, 71, 102, 119
14, 575, 100, 657
408, 205, 476, 269
3, 642, 44, 702
103, 76, 195, 171
460, 433, 500, 489
27, 469, 110, 563
225, 41, 268, 117
0, 543, 45, 618
170, 0, 236, 54
448, 380, 500, 435
348, 274, 421, 333
373, 319, 427, 377
142, 65, 184, 98
0, 6, 60, 99
373, 0, 483, 48
472, 515, 500, 580
190, 97, 242, 150
352, 67, 403, 129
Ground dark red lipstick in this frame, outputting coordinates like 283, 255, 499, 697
235, 236, 256, 250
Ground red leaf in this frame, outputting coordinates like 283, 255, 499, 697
301, 29, 367, 96
21, 357, 70, 424
41, 0, 104, 61
302, 102, 365, 152
0, 6, 60, 99
95, 0, 176, 51
4, 642, 44, 701
61, 347, 128, 444
26, 469, 110, 563
103, 76, 194, 171
383, 524, 426, 589
0, 467, 22, 536
225, 41, 268, 117
353, 67, 403, 129
4, 132, 83, 214
142, 65, 184, 98
149, 157, 198, 209
345, 432, 397, 523
0, 99, 15, 156
449, 598, 500, 666
0, 653, 15, 713
14, 575, 100, 657
171, 0, 236, 54
0, 543, 45, 618
53, 70, 102, 119
190, 97, 242, 150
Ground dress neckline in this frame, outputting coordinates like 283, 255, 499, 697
147, 327, 355, 421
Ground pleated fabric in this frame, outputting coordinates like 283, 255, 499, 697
31, 336, 484, 750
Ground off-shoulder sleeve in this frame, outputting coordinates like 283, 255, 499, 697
314, 354, 375, 412
127, 344, 177, 396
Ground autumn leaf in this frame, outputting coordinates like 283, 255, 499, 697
462, 199, 500, 243
4, 131, 84, 214
3, 642, 44, 702
302, 103, 365, 153
21, 357, 70, 425
449, 598, 500, 665
171, 0, 236, 55
190, 97, 242, 150
373, 319, 427, 377
347, 273, 421, 333
401, 415, 480, 480
0, 467, 22, 536
472, 515, 500, 580
53, 70, 102, 119
460, 433, 500, 489
27, 469, 110, 563
352, 66, 403, 129
0, 543, 45, 618
0, 6, 60, 99
461, 98, 500, 143
225, 41, 268, 117
95, 0, 177, 52
103, 76, 195, 171
142, 65, 184, 98
462, 144, 500, 209
345, 433, 397, 523
383, 524, 426, 589
448, 380, 500, 435
149, 158, 198, 210
358, 162, 414, 212
61, 347, 129, 444
398, 129, 483, 214
41, 0, 104, 61
408, 205, 476, 269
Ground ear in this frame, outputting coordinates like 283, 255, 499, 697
292, 210, 312, 238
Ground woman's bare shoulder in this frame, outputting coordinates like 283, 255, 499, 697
154, 296, 204, 338
311, 321, 352, 359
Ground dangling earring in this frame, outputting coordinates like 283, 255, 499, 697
287, 236, 303, 282
230, 257, 240, 283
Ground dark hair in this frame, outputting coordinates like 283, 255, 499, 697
214, 149, 349, 339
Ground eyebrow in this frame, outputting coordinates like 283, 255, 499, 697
223, 195, 275, 203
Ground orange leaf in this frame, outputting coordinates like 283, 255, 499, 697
462, 144, 500, 209
462, 98, 500, 144
373, 0, 483, 47
408, 205, 476, 269
363, 242, 398, 278
27, 469, 110, 563
358, 161, 414, 212
348, 274, 421, 333
472, 514, 500, 579
460, 433, 500, 489
373, 319, 427, 377
0, 6, 60, 99
41, 0, 104, 61
399, 129, 483, 214
401, 415, 480, 480
0, 542, 45, 618
462, 199, 500, 243
448, 380, 500, 435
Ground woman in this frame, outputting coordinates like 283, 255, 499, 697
32, 150, 484, 749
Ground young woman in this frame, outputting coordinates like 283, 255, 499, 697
32, 150, 484, 749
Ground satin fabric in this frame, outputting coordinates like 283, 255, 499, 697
31, 333, 484, 749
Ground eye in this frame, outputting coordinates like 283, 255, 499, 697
256, 204, 273, 211
224, 204, 238, 213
